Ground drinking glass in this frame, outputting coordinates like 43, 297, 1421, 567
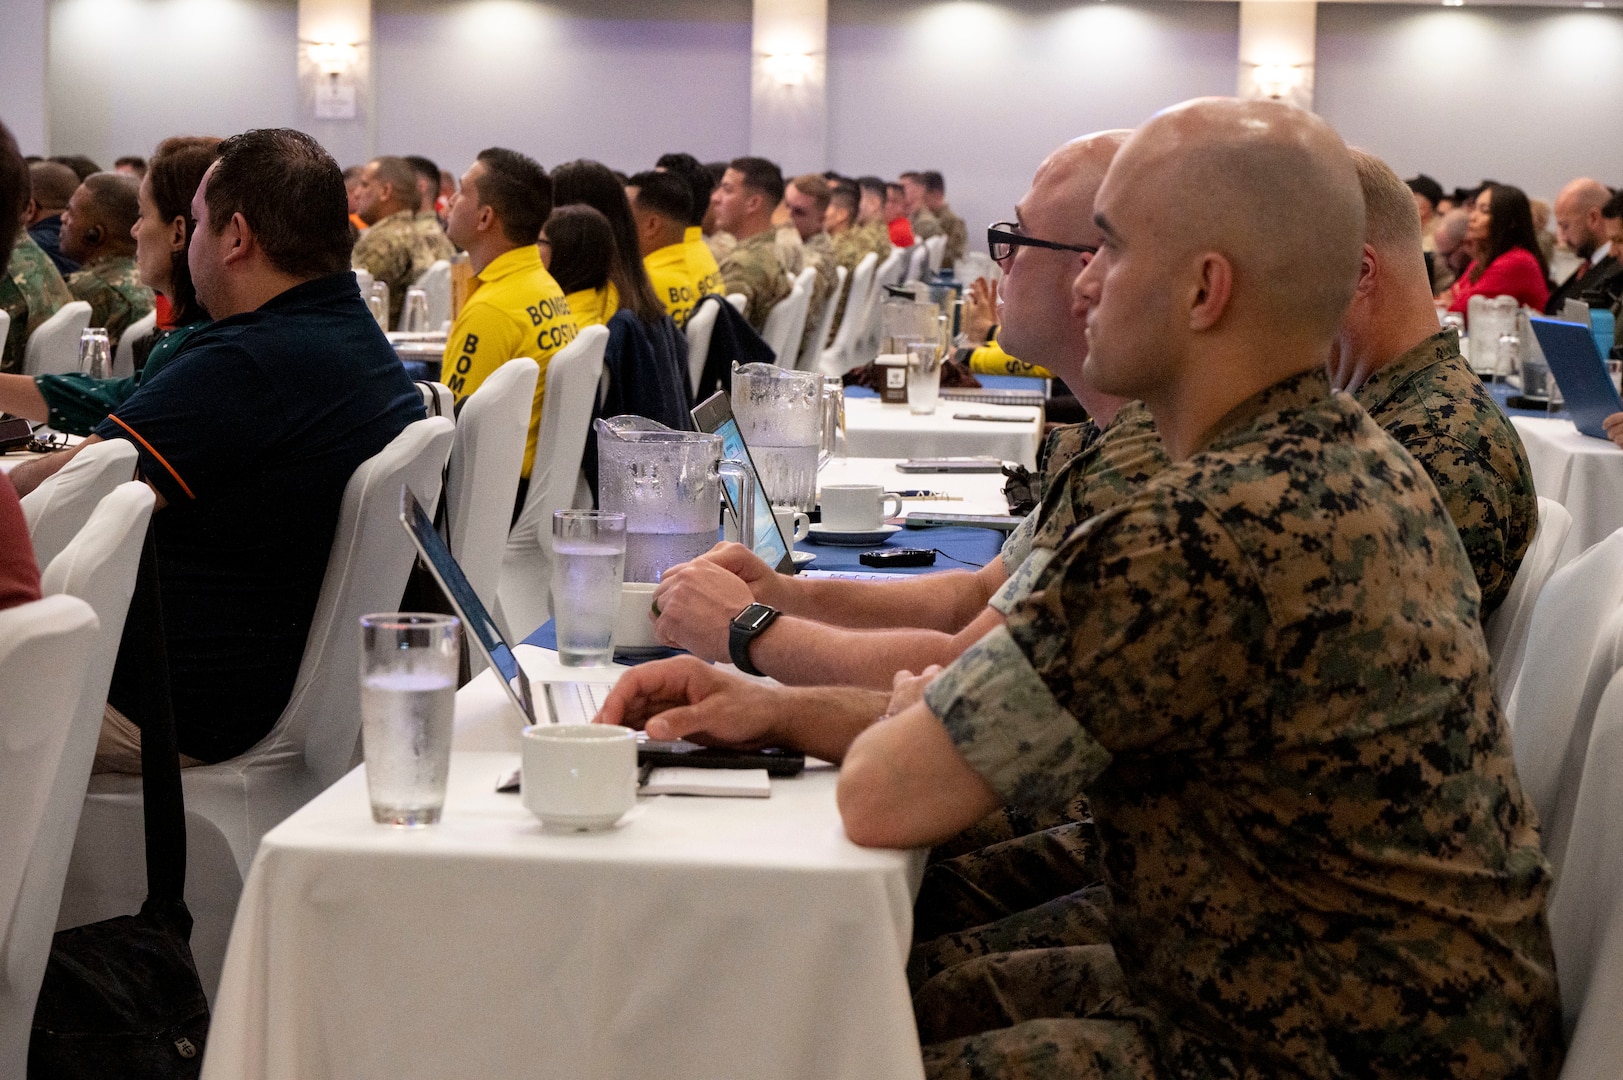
359, 613, 459, 826
78, 328, 111, 379
551, 510, 627, 667
1496, 330, 1520, 385
368, 280, 391, 331
819, 376, 844, 469
401, 288, 431, 334
907, 341, 943, 415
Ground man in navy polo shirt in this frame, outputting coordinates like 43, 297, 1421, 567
12, 128, 424, 770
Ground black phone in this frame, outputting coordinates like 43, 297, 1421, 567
638, 741, 806, 777
0, 417, 33, 452
860, 548, 936, 568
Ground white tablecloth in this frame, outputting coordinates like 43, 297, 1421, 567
817, 456, 1014, 518
203, 647, 928, 1080
1512, 416, 1623, 552
842, 398, 1042, 470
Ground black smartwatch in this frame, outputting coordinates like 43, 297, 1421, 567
728, 603, 780, 676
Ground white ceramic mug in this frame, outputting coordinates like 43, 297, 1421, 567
614, 581, 660, 651
521, 724, 637, 831
773, 507, 811, 552
819, 484, 904, 531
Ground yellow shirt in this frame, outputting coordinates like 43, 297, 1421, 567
564, 282, 618, 329
646, 242, 700, 328
684, 226, 725, 300
968, 337, 1052, 379
441, 244, 579, 478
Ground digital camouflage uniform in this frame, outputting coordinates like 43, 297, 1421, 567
0, 234, 72, 374
719, 229, 791, 333
799, 231, 839, 355
66, 254, 154, 354
933, 203, 970, 268
352, 209, 453, 328
918, 369, 1562, 1080
1352, 328, 1536, 616
912, 205, 943, 242
828, 224, 891, 339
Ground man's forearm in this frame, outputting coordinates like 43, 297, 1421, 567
780, 567, 995, 633
0, 374, 49, 424
769, 684, 890, 763
749, 606, 1004, 690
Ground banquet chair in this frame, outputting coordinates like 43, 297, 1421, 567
418, 379, 454, 418
0, 593, 99, 1077
759, 270, 810, 365
353, 267, 373, 297
725, 292, 747, 315
856, 247, 910, 359
445, 357, 538, 673
684, 296, 721, 402
924, 234, 947, 274
1547, 667, 1623, 1064
0, 484, 153, 1073
798, 264, 847, 372
904, 243, 929, 283
414, 258, 453, 331
23, 300, 92, 378
499, 325, 609, 640
819, 252, 877, 377
20, 438, 140, 569
57, 416, 455, 999
1485, 497, 1576, 705
111, 308, 158, 380
0, 310, 10, 356
1506, 527, 1623, 879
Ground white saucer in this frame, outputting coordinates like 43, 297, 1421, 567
806, 523, 902, 547
791, 550, 817, 566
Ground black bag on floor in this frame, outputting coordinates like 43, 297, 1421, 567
29, 527, 210, 1078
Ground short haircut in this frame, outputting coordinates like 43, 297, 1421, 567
885, 182, 905, 198
828, 184, 858, 219
654, 152, 713, 227
370, 156, 422, 212
474, 147, 552, 247
80, 172, 142, 238
147, 136, 223, 324
626, 169, 692, 225
1436, 208, 1469, 246
205, 128, 353, 279
543, 203, 614, 295
343, 164, 365, 183
1405, 173, 1444, 209
728, 156, 785, 205
114, 155, 147, 176
28, 161, 80, 210
49, 154, 100, 180
920, 170, 945, 194
898, 171, 922, 184
856, 175, 886, 200
552, 158, 665, 324
790, 173, 831, 215
404, 154, 440, 194
1350, 149, 1422, 254
0, 120, 26, 256
1604, 188, 1623, 223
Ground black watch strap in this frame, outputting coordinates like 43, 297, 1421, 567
728, 603, 780, 676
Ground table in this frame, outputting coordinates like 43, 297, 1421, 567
818, 456, 1013, 518
842, 397, 1042, 469
201, 645, 929, 1080
1509, 415, 1623, 551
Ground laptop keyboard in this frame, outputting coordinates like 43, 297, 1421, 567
544, 680, 617, 725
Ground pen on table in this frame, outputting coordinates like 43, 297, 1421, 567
894, 490, 963, 500
638, 762, 655, 787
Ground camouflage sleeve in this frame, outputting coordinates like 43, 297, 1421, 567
925, 623, 1113, 810
990, 547, 1052, 615
720, 253, 788, 331
944, 215, 968, 267
67, 272, 116, 330
999, 512, 1038, 574
1401, 432, 1528, 614
352, 228, 413, 300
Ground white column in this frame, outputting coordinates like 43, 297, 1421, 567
1238, 0, 1317, 112
750, 0, 828, 174
298, 0, 374, 168
0, 0, 50, 153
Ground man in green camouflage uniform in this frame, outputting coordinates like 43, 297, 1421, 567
826, 184, 891, 339
413, 208, 455, 263
920, 171, 970, 268
59, 171, 153, 352
782, 174, 839, 356
711, 156, 791, 332
0, 233, 72, 374
352, 155, 451, 327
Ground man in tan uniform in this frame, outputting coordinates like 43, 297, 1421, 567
711, 156, 790, 332
352, 155, 454, 327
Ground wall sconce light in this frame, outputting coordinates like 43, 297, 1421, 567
762, 52, 816, 86
307, 42, 358, 77
1252, 63, 1305, 100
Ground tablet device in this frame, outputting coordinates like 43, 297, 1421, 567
691, 390, 795, 574
1529, 315, 1623, 440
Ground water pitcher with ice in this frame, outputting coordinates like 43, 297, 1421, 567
730, 363, 823, 512
595, 416, 754, 583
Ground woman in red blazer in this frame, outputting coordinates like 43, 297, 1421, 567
1444, 183, 1551, 312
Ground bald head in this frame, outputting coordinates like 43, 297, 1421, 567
1555, 177, 1612, 259
27, 160, 79, 220
60, 171, 140, 263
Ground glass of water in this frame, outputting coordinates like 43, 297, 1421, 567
359, 612, 459, 826
368, 280, 391, 331
401, 288, 431, 334
551, 510, 627, 667
78, 328, 111, 379
907, 341, 943, 415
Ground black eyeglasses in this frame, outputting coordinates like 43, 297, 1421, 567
987, 222, 1098, 263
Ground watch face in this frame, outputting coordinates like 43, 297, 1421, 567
737, 603, 776, 632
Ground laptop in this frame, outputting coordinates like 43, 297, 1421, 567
1528, 315, 1623, 440
691, 390, 796, 574
398, 489, 804, 774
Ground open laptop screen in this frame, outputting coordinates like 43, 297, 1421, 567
691, 390, 794, 574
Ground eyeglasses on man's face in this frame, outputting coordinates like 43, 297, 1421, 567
987, 222, 1098, 263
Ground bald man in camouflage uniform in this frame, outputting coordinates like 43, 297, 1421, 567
60, 172, 153, 352
352, 155, 452, 327
0, 233, 71, 374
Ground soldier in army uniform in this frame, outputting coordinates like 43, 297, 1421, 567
710, 156, 791, 332
60, 172, 154, 352
0, 232, 72, 374
904, 171, 944, 244
919, 171, 970, 269
826, 182, 889, 338
783, 174, 839, 355
352, 155, 454, 327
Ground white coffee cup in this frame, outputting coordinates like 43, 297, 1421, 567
521, 724, 637, 831
614, 581, 660, 651
819, 484, 904, 531
773, 507, 811, 552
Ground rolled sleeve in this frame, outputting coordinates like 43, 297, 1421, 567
999, 511, 1037, 574
925, 624, 1112, 812
991, 545, 1052, 615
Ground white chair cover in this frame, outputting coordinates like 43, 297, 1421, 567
0, 593, 99, 1077
684, 297, 721, 403
759, 271, 809, 365
819, 252, 877, 377
856, 248, 910, 359
58, 417, 455, 999
418, 380, 454, 418
499, 325, 609, 640
1506, 528, 1623, 878
0, 485, 153, 1073
23, 300, 92, 378
904, 243, 929, 283
924, 234, 947, 273
446, 358, 538, 672
1485, 497, 1575, 706
1549, 667, 1623, 1058
725, 293, 747, 315
799, 264, 847, 372
0, 310, 10, 359
20, 439, 139, 569
414, 259, 453, 332
112, 308, 158, 380
353, 267, 373, 296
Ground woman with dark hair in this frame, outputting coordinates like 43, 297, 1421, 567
0, 136, 221, 433
1445, 183, 1551, 313
542, 204, 617, 328
550, 159, 666, 326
